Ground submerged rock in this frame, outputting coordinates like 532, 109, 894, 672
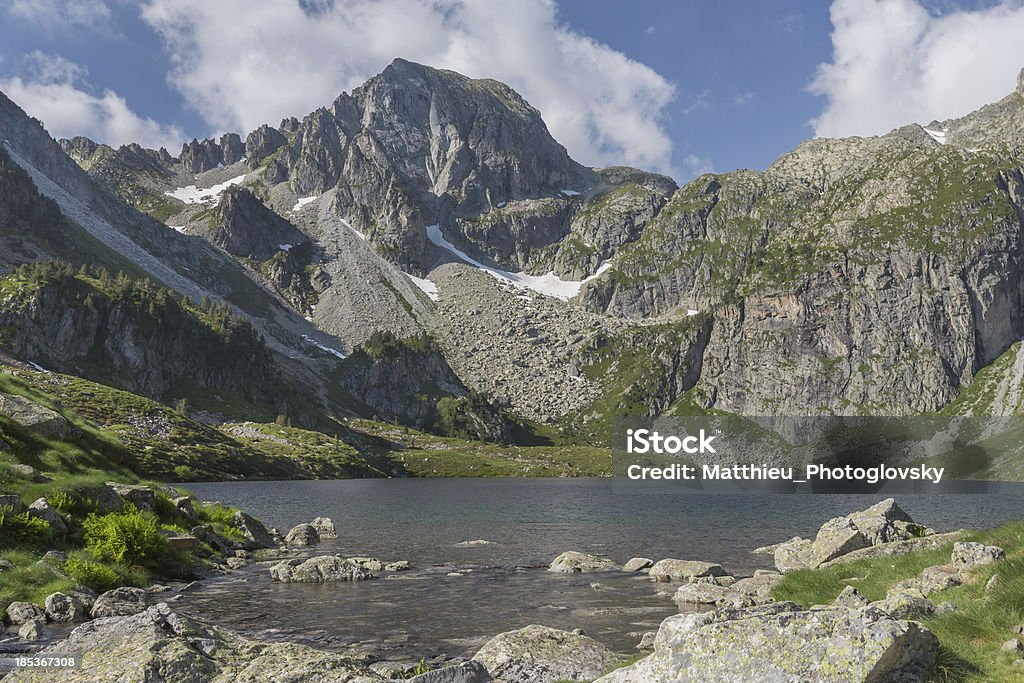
597, 603, 938, 683
548, 551, 616, 573
3, 603, 383, 682
474, 624, 617, 683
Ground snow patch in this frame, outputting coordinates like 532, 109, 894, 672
687, 309, 699, 316
27, 361, 47, 372
279, 243, 293, 252
406, 273, 439, 301
301, 334, 346, 359
165, 174, 247, 205
561, 189, 581, 197
342, 219, 367, 241
924, 128, 947, 145
426, 224, 611, 301
292, 196, 319, 212
167, 225, 186, 233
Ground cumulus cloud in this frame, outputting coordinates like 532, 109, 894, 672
811, 0, 1024, 138
0, 52, 185, 150
6, 0, 113, 34
139, 0, 676, 173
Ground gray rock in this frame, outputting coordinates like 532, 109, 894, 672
26, 497, 67, 534
41, 550, 66, 564
1002, 638, 1024, 653
191, 524, 238, 554
2, 603, 383, 682
385, 560, 411, 571
91, 587, 148, 618
18, 618, 44, 641
173, 496, 197, 522
731, 573, 783, 601
846, 498, 916, 545
773, 537, 813, 573
0, 392, 70, 438
347, 556, 383, 572
986, 574, 1000, 592
233, 511, 274, 549
269, 556, 372, 583
916, 564, 962, 595
548, 551, 616, 573
225, 557, 247, 570
952, 542, 1005, 573
874, 588, 936, 619
5, 601, 45, 625
0, 558, 13, 572
309, 516, 338, 539
622, 557, 653, 572
284, 523, 320, 547
648, 559, 724, 582
820, 531, 966, 568
833, 585, 870, 608
105, 482, 155, 512
0, 494, 23, 512
44, 592, 88, 622
92, 485, 124, 513
673, 583, 734, 605
808, 516, 871, 568
407, 660, 490, 683
596, 604, 938, 683
636, 631, 656, 650
474, 624, 618, 683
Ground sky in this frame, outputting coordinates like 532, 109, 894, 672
1, 0, 1023, 182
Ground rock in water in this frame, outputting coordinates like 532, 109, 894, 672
2, 603, 383, 682
647, 559, 724, 582
5, 602, 45, 625
407, 660, 489, 683
270, 556, 373, 583
474, 624, 618, 683
548, 551, 616, 573
233, 511, 275, 548
284, 523, 320, 546
622, 557, 653, 572
90, 587, 148, 618
44, 592, 88, 622
596, 604, 938, 683
310, 516, 338, 539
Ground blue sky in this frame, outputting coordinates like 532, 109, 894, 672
1, 0, 1023, 182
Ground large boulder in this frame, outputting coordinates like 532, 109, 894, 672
474, 624, 618, 683
408, 660, 489, 683
648, 559, 725, 582
25, 497, 66, 535
951, 542, 1005, 573
807, 517, 871, 567
191, 524, 239, 554
0, 393, 70, 439
847, 498, 916, 545
5, 601, 45, 625
2, 603, 383, 682
233, 511, 275, 549
90, 587, 148, 618
548, 551, 616, 573
874, 588, 935, 619
44, 592, 88, 622
105, 482, 156, 512
309, 517, 338, 539
269, 556, 373, 583
596, 603, 938, 683
773, 537, 813, 573
284, 523, 320, 547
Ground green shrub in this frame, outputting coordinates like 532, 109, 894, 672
0, 506, 52, 549
172, 465, 194, 480
81, 506, 167, 568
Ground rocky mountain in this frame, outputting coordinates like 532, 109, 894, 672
6, 60, 1024, 446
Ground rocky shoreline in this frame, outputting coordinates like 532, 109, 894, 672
1, 497, 1013, 682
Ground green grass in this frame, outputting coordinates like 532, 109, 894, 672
772, 522, 1024, 682
0, 550, 75, 621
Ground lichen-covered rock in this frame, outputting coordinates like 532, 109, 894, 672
833, 586, 870, 608
548, 551, 616, 573
622, 557, 653, 572
2, 603, 384, 682
846, 498, 916, 545
874, 588, 936, 619
233, 511, 274, 549
44, 592, 88, 622
474, 624, 617, 683
90, 587, 148, 618
596, 604, 938, 683
731, 573, 783, 601
270, 556, 373, 583
284, 523, 320, 547
647, 559, 724, 582
774, 537, 813, 573
18, 618, 44, 641
808, 517, 872, 568
952, 542, 1005, 573
347, 557, 383, 572
407, 660, 489, 683
5, 601, 45, 625
310, 516, 338, 539
105, 482, 156, 512
0, 392, 69, 438
673, 583, 734, 605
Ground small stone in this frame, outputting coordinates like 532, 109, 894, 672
18, 618, 44, 641
0, 558, 14, 572
548, 551, 615, 573
986, 574, 1000, 592
1003, 639, 1024, 653
637, 631, 656, 650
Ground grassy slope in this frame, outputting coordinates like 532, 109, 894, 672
773, 522, 1024, 683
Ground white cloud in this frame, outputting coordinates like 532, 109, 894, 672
6, 0, 113, 34
0, 52, 185, 150
139, 0, 676, 173
811, 0, 1024, 138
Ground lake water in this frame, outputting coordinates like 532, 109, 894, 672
174, 478, 1024, 663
